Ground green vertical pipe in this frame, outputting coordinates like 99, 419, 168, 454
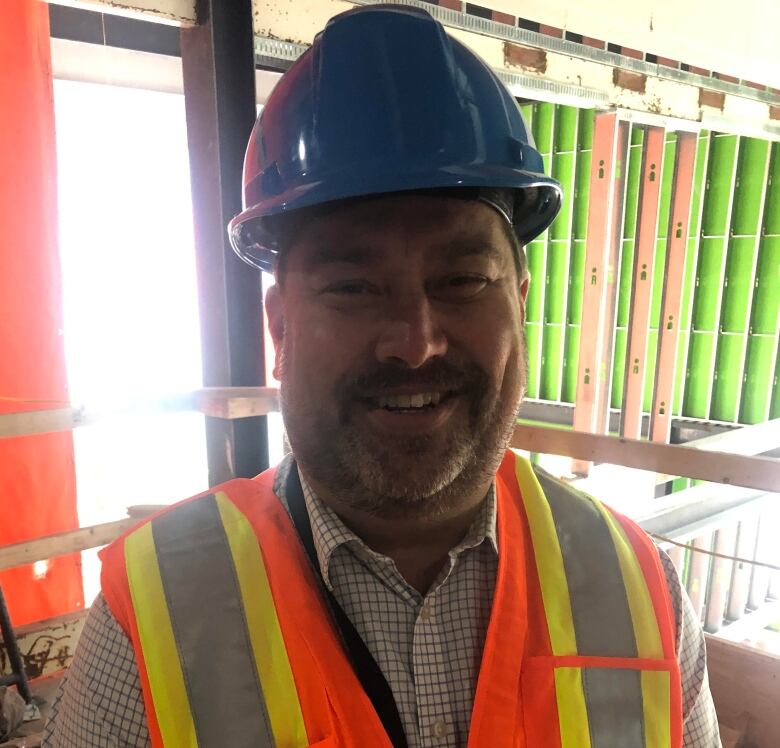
542, 105, 578, 400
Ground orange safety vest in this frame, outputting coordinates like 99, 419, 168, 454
100, 451, 683, 748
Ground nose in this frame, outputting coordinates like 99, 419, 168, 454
375, 293, 448, 368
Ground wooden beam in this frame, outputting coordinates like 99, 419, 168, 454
2, 392, 778, 497
654, 417, 780, 486
686, 416, 780, 455
0, 407, 84, 440
510, 424, 780, 492
0, 520, 138, 572
0, 388, 278, 440
621, 125, 666, 439
650, 131, 698, 443
195, 387, 279, 420
0, 501, 163, 571
0, 392, 198, 439
0, 501, 164, 572
3, 424, 772, 572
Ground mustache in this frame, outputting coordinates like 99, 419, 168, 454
340, 358, 487, 399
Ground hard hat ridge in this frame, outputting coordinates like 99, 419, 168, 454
229, 4, 562, 272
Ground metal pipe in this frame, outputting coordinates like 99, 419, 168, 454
747, 510, 772, 610
726, 518, 759, 621
0, 587, 32, 703
686, 532, 713, 621
704, 524, 738, 633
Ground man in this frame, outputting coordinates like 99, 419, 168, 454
45, 5, 720, 747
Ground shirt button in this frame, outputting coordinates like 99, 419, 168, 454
431, 720, 449, 740
419, 602, 433, 621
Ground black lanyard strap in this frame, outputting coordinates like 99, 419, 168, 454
285, 464, 409, 748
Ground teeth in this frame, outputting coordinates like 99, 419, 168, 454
375, 392, 444, 410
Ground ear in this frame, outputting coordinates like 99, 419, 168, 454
265, 284, 285, 381
519, 274, 530, 304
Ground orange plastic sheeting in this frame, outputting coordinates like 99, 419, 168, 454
0, 0, 83, 625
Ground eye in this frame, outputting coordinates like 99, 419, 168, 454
322, 280, 380, 296
430, 274, 491, 301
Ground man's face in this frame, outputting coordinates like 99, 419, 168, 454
266, 194, 529, 519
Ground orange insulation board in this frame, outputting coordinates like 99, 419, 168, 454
0, 0, 84, 625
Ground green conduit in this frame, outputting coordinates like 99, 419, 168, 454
518, 102, 780, 431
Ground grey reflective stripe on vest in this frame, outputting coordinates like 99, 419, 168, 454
582, 668, 645, 748
532, 466, 647, 747
152, 494, 275, 747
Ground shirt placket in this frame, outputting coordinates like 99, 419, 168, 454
413, 585, 460, 748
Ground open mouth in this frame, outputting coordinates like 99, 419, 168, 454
366, 391, 456, 413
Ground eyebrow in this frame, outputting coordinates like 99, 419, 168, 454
301, 238, 505, 270
439, 241, 504, 265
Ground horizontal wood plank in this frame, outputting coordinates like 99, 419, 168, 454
0, 519, 137, 571
510, 425, 779, 493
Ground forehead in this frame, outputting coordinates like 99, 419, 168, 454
285, 194, 512, 268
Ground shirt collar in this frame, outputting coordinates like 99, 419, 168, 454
275, 455, 498, 589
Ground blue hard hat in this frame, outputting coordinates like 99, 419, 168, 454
228, 4, 562, 272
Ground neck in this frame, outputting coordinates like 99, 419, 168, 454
303, 474, 491, 594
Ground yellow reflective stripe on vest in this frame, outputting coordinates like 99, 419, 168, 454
554, 668, 591, 748
125, 523, 198, 747
124, 492, 308, 747
513, 456, 578, 655
591, 501, 664, 659
513, 453, 670, 748
641, 670, 672, 748
215, 493, 308, 747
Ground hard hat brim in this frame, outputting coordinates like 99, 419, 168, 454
229, 163, 562, 273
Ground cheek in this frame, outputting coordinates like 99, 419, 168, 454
281, 306, 372, 387
454, 302, 523, 382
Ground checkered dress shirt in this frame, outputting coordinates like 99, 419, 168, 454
43, 453, 721, 747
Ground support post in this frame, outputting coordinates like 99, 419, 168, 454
181, 0, 269, 484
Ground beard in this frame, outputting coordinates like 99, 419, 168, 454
280, 332, 527, 520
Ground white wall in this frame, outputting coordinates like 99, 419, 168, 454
479, 0, 780, 87
50, 0, 780, 87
